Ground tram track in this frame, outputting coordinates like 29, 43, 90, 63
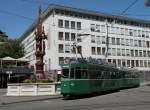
58, 101, 150, 110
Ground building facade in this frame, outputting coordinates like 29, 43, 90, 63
20, 4, 150, 79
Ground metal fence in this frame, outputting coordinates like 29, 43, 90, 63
139, 71, 150, 83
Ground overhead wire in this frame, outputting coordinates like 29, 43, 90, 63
120, 0, 139, 16
0, 0, 145, 22
0, 9, 34, 21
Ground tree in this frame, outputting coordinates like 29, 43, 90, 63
0, 39, 24, 58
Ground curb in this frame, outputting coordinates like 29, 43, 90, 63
0, 95, 62, 105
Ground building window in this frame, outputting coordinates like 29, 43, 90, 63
138, 30, 141, 37
125, 28, 128, 36
131, 50, 134, 57
65, 20, 69, 28
117, 48, 121, 56
97, 47, 101, 55
142, 31, 145, 38
65, 32, 70, 41
138, 40, 142, 47
146, 41, 150, 47
71, 33, 76, 41
126, 49, 130, 56
77, 22, 81, 30
113, 59, 116, 65
108, 37, 112, 45
91, 24, 95, 31
122, 60, 126, 67
143, 50, 147, 57
120, 28, 124, 35
146, 31, 149, 38
96, 36, 101, 44
139, 50, 143, 57
136, 60, 139, 67
116, 38, 120, 45
71, 21, 75, 29
71, 45, 76, 53
59, 57, 64, 65
96, 25, 100, 32
91, 47, 96, 54
101, 25, 105, 33
77, 35, 81, 42
126, 39, 130, 46
112, 48, 116, 56
142, 40, 146, 47
127, 60, 130, 67
130, 39, 133, 46
122, 49, 125, 56
77, 46, 82, 54
58, 32, 63, 40
140, 60, 143, 67
91, 35, 95, 43
58, 19, 63, 28
65, 44, 70, 53
131, 60, 134, 67
129, 29, 133, 36
135, 50, 138, 57
148, 61, 150, 67
134, 40, 138, 47
134, 30, 137, 37
112, 37, 115, 45
121, 38, 125, 45
58, 44, 64, 53
147, 51, 150, 57
65, 57, 70, 64
107, 59, 111, 63
102, 36, 106, 44
144, 60, 147, 67
118, 59, 121, 67
102, 47, 105, 55
108, 48, 111, 55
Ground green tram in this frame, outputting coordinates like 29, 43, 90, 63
61, 59, 140, 97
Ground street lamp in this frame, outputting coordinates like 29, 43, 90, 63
145, 0, 150, 6
105, 20, 115, 59
72, 33, 90, 59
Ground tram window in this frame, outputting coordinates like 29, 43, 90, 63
101, 71, 105, 79
62, 69, 69, 78
82, 70, 88, 79
97, 71, 102, 79
70, 69, 74, 79
111, 72, 116, 79
75, 67, 81, 79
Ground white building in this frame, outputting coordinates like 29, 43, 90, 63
20, 4, 150, 76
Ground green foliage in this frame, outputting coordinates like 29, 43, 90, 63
0, 39, 24, 58
23, 78, 53, 83
0, 37, 5, 42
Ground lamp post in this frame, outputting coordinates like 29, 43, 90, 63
105, 20, 115, 60
145, 0, 150, 6
105, 21, 109, 59
72, 34, 90, 59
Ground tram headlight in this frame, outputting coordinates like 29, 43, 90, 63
70, 83, 75, 86
64, 84, 67, 87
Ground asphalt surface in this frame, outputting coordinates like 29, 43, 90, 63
0, 85, 150, 110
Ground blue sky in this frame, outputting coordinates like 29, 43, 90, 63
0, 0, 150, 38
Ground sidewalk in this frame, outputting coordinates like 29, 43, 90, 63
0, 82, 150, 105
0, 89, 62, 105
140, 81, 150, 86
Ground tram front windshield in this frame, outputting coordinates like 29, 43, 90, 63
62, 69, 69, 78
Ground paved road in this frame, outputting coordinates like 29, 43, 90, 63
0, 86, 150, 110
